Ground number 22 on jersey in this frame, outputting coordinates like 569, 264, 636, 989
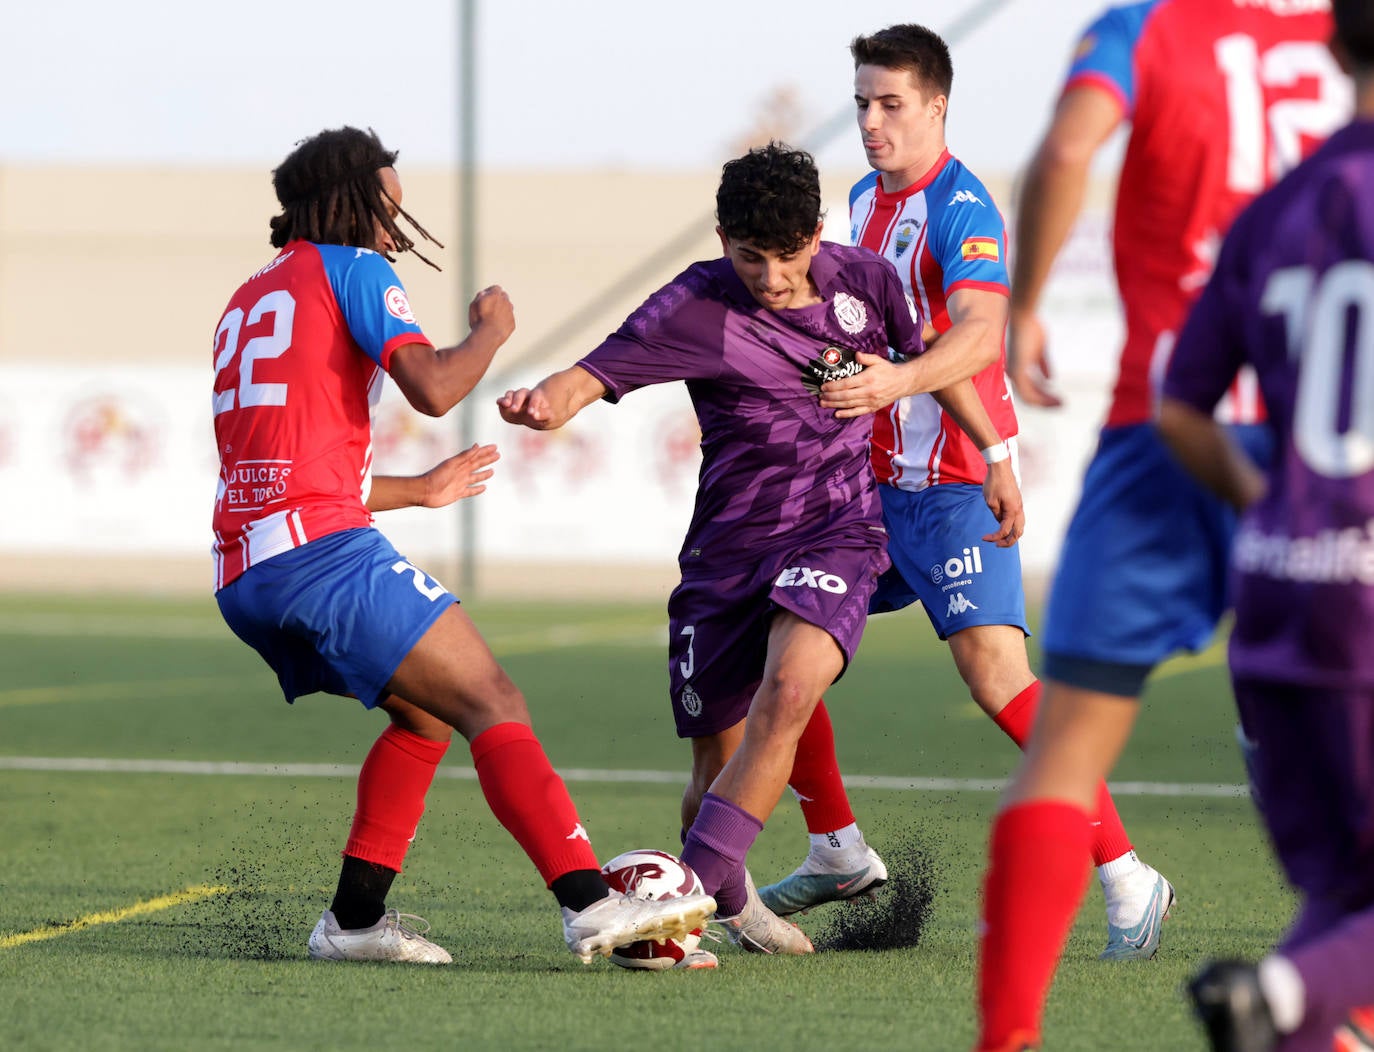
213, 290, 296, 415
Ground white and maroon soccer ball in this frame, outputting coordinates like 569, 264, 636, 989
600, 848, 707, 971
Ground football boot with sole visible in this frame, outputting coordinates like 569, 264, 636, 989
757, 842, 888, 916
561, 890, 716, 964
308, 908, 453, 964
1099, 863, 1175, 961
719, 870, 814, 955
1187, 960, 1278, 1052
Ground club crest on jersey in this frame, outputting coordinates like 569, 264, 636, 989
894, 220, 921, 258
384, 285, 417, 323
832, 291, 869, 335
802, 345, 864, 394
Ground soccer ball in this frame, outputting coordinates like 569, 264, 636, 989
600, 848, 709, 971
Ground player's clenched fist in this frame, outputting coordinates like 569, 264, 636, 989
469, 285, 515, 343
496, 387, 553, 429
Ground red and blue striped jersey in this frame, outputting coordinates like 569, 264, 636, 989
210, 241, 432, 589
850, 149, 1016, 489
1064, 0, 1346, 426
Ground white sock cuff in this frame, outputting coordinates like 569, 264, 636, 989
1097, 850, 1141, 883
1258, 954, 1305, 1035
809, 823, 861, 851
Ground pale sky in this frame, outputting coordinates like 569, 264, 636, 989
3, 0, 1109, 177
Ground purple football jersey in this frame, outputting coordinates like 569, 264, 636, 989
579, 242, 924, 573
1164, 121, 1374, 688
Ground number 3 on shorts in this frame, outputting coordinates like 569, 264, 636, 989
391, 559, 447, 601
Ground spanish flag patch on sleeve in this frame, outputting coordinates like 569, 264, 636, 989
960, 236, 1000, 262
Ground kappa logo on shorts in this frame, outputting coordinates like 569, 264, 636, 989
946, 592, 979, 617
775, 566, 849, 594
680, 684, 703, 717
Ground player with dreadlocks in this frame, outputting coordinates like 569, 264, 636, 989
210, 125, 714, 965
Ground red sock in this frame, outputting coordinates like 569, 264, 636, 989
992, 681, 1134, 866
470, 722, 600, 885
976, 801, 1093, 1052
787, 700, 856, 834
345, 724, 449, 872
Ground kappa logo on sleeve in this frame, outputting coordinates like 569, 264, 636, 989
384, 285, 417, 323
949, 189, 986, 207
960, 237, 1000, 262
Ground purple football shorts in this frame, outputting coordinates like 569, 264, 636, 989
665, 522, 888, 737
1232, 676, 1374, 910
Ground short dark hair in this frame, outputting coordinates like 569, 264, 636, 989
851, 23, 953, 102
715, 142, 823, 255
1334, 0, 1374, 69
268, 126, 442, 269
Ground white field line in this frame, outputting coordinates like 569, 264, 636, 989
0, 755, 1248, 798
0, 612, 665, 652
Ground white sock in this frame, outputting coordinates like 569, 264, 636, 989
810, 823, 862, 852
1098, 850, 1142, 885
1258, 954, 1305, 1034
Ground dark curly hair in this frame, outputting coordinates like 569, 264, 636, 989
715, 142, 824, 255
851, 24, 953, 105
268, 126, 443, 270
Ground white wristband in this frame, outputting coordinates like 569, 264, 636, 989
981, 442, 1009, 465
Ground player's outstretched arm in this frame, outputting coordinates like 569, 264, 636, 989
820, 288, 1005, 418
1157, 397, 1266, 511
497, 365, 608, 431
389, 285, 517, 417
1008, 85, 1122, 408
932, 380, 1025, 546
366, 443, 501, 512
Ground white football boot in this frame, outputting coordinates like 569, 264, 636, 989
307, 908, 453, 964
757, 841, 888, 916
562, 890, 717, 964
1099, 861, 1176, 961
718, 870, 814, 955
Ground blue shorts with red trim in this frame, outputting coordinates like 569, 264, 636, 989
216, 527, 456, 708
870, 483, 1030, 640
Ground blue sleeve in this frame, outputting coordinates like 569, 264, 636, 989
316, 244, 429, 366
1064, 1, 1156, 113
928, 172, 1010, 294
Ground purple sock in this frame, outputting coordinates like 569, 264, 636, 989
681, 792, 763, 916
1285, 901, 1374, 1046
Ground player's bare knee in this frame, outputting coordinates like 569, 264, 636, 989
751, 675, 819, 737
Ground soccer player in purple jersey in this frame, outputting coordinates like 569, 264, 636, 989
758, 23, 1169, 962
498, 143, 1016, 958
1159, 4, 1374, 1047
